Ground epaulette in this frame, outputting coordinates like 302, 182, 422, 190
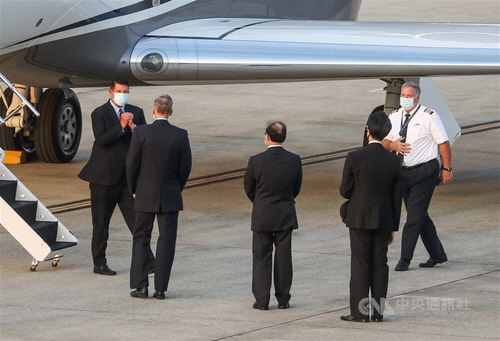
390, 109, 398, 116
424, 108, 434, 115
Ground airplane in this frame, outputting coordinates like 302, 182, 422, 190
0, 0, 498, 163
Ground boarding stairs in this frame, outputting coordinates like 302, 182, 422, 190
0, 147, 78, 271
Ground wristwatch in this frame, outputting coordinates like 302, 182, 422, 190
442, 167, 452, 172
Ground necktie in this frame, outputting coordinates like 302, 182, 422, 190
118, 108, 123, 121
400, 113, 411, 142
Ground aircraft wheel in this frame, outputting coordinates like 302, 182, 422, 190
34, 89, 82, 163
52, 259, 59, 267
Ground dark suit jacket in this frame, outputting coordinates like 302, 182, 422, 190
78, 101, 146, 186
126, 120, 192, 213
244, 146, 302, 232
339, 142, 403, 231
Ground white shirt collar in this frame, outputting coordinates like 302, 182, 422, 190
368, 140, 382, 145
154, 118, 168, 121
267, 144, 283, 148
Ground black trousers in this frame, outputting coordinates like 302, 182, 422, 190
89, 178, 154, 266
252, 228, 293, 306
130, 211, 178, 292
349, 228, 392, 319
401, 159, 446, 261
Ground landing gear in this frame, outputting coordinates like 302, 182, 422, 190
0, 88, 36, 159
0, 79, 82, 163
34, 89, 82, 163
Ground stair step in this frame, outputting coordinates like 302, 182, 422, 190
10, 200, 38, 222
31, 221, 58, 244
48, 241, 78, 252
0, 180, 17, 203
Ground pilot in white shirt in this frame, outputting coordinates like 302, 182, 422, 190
383, 82, 452, 272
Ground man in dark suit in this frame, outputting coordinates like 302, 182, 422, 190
339, 111, 403, 323
127, 94, 192, 299
78, 78, 153, 275
244, 121, 302, 310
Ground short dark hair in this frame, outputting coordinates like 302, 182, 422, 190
154, 95, 173, 115
367, 111, 391, 141
266, 121, 287, 143
110, 78, 129, 90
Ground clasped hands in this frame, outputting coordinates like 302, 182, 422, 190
120, 112, 136, 130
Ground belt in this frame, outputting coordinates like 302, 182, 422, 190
402, 159, 436, 171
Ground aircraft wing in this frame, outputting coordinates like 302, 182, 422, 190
129, 19, 500, 85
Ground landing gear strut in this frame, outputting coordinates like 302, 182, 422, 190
0, 79, 82, 163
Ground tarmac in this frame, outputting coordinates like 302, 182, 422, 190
1, 1, 499, 340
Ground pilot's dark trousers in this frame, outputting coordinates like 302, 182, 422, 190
349, 228, 392, 319
130, 211, 178, 292
400, 159, 446, 261
90, 175, 153, 266
252, 227, 293, 306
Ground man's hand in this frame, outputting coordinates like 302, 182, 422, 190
388, 231, 395, 245
127, 116, 136, 130
120, 112, 134, 129
132, 193, 136, 199
440, 170, 453, 184
393, 138, 412, 156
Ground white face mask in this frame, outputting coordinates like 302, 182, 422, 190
400, 97, 415, 110
113, 92, 129, 107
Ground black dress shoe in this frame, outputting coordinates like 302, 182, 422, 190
93, 264, 117, 275
153, 291, 165, 299
419, 254, 448, 267
340, 315, 368, 323
371, 316, 383, 322
148, 260, 155, 274
278, 303, 290, 309
395, 259, 410, 271
130, 287, 148, 298
253, 302, 269, 310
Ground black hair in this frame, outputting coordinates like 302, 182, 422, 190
266, 121, 287, 143
367, 111, 392, 141
110, 78, 129, 90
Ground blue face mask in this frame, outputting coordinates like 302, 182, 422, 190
113, 92, 129, 107
400, 97, 415, 110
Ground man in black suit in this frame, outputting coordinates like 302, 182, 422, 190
339, 111, 403, 323
244, 121, 302, 310
127, 95, 192, 299
78, 79, 153, 275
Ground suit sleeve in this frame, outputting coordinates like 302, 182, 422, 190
126, 128, 142, 195
339, 153, 354, 199
294, 156, 302, 198
133, 108, 147, 126
92, 108, 124, 147
243, 157, 256, 202
179, 131, 192, 191
391, 165, 404, 231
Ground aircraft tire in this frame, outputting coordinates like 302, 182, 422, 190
34, 88, 82, 163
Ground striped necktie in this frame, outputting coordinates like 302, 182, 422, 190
400, 113, 411, 142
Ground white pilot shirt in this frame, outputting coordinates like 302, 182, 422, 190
386, 104, 448, 167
